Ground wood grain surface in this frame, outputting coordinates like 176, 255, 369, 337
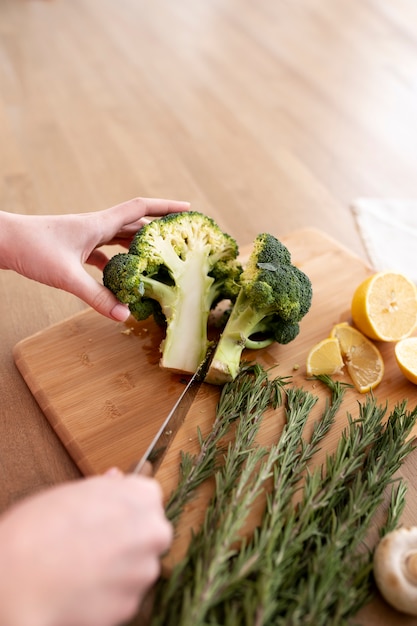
14, 228, 417, 573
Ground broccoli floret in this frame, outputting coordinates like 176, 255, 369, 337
103, 211, 242, 374
206, 233, 313, 385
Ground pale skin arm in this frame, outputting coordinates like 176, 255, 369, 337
0, 197, 187, 625
0, 197, 190, 321
0, 472, 173, 626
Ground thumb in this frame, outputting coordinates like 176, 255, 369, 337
70, 270, 131, 321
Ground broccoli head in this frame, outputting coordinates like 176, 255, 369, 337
103, 211, 242, 374
206, 233, 313, 385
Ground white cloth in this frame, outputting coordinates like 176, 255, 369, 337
351, 198, 417, 283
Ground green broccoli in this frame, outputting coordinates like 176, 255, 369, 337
206, 233, 313, 385
103, 211, 242, 374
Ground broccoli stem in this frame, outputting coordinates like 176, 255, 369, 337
160, 250, 215, 374
207, 299, 266, 384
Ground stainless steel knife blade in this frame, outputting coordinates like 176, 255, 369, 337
132, 345, 216, 475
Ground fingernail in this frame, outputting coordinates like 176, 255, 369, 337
110, 303, 130, 321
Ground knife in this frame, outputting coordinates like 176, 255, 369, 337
131, 344, 216, 475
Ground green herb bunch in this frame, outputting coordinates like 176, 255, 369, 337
150, 366, 417, 626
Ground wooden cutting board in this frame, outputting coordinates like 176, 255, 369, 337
13, 228, 417, 572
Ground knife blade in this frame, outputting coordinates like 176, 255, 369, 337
131, 344, 216, 475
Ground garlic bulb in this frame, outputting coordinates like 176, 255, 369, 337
374, 526, 417, 616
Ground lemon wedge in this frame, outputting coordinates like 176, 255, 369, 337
306, 337, 344, 377
330, 322, 384, 393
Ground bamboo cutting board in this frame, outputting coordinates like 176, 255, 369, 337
13, 228, 417, 571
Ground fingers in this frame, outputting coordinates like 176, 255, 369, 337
138, 461, 153, 477
66, 198, 191, 320
68, 270, 131, 321
101, 470, 173, 556
104, 467, 125, 477
105, 463, 153, 478
83, 198, 191, 304
125, 478, 173, 555
96, 197, 190, 249
137, 197, 191, 217
106, 197, 190, 230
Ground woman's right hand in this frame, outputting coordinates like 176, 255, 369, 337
0, 472, 173, 626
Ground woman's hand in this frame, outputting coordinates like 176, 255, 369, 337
0, 472, 173, 626
0, 197, 190, 320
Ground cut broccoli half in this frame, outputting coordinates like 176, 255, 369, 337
103, 211, 242, 374
206, 233, 313, 385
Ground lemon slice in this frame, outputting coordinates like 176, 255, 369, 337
306, 337, 344, 377
330, 322, 384, 393
395, 337, 417, 385
351, 272, 417, 342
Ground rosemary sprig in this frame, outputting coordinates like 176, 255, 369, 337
229, 395, 417, 626
231, 379, 349, 625
152, 364, 289, 623
165, 363, 288, 524
150, 369, 417, 626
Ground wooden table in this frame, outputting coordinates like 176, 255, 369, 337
1, 1, 417, 624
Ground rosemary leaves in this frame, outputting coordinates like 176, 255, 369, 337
150, 366, 417, 626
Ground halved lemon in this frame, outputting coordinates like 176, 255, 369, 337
395, 337, 417, 385
351, 272, 417, 342
330, 322, 384, 393
306, 337, 344, 377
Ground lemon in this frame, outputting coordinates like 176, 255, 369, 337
351, 272, 417, 342
330, 322, 384, 393
306, 337, 344, 377
395, 337, 417, 385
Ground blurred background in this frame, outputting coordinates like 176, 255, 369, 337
2, 0, 417, 257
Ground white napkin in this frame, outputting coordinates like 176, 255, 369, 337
351, 198, 417, 283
